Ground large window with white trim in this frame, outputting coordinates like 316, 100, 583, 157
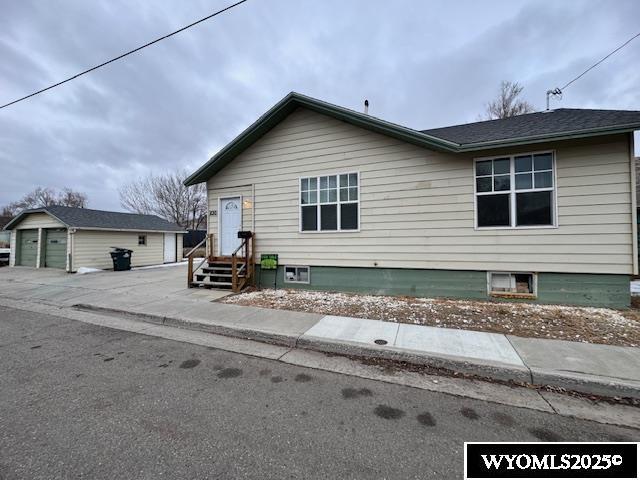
474, 152, 555, 228
300, 173, 359, 231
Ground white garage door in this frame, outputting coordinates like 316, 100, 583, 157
163, 233, 176, 263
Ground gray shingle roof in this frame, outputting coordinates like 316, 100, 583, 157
186, 93, 640, 185
5, 205, 184, 232
421, 108, 640, 145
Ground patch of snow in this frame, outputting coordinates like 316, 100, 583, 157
133, 261, 191, 270
76, 267, 103, 275
631, 280, 640, 295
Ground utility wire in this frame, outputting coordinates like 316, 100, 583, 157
560, 30, 640, 91
0, 0, 248, 110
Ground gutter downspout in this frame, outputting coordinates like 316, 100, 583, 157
67, 228, 75, 273
630, 132, 638, 276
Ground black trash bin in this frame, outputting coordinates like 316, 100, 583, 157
110, 247, 133, 271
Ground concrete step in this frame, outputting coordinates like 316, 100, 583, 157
197, 272, 244, 279
191, 280, 233, 288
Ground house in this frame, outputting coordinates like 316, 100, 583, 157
184, 92, 640, 307
3, 205, 185, 271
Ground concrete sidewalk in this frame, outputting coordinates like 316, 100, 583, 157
1, 266, 639, 399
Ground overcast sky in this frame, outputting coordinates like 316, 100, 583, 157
1, 0, 639, 211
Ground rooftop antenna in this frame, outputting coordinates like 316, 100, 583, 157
546, 88, 562, 110
364, 99, 369, 115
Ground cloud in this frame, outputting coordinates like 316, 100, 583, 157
0, 0, 638, 211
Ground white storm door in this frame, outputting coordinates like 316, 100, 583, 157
163, 233, 177, 263
219, 196, 242, 256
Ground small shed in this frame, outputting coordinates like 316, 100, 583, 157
3, 206, 186, 272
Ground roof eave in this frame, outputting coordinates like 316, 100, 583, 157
184, 92, 459, 186
184, 93, 640, 185
457, 124, 640, 152
72, 227, 187, 234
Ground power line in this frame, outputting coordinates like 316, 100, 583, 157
0, 0, 248, 110
547, 30, 640, 109
560, 30, 640, 91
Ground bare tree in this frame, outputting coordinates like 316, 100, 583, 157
0, 206, 14, 217
119, 170, 207, 230
484, 81, 535, 119
2, 187, 88, 215
57, 188, 88, 208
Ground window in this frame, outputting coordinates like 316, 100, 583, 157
300, 173, 359, 231
475, 152, 555, 228
138, 234, 147, 246
488, 272, 536, 297
284, 265, 310, 284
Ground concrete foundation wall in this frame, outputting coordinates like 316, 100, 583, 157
255, 265, 630, 308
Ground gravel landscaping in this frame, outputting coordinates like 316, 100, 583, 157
221, 288, 640, 347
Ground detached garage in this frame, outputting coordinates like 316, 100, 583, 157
4, 206, 185, 272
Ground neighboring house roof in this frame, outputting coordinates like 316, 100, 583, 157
0, 215, 13, 229
185, 92, 640, 186
422, 108, 640, 146
4, 205, 185, 232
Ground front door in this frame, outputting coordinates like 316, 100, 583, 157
163, 233, 176, 263
44, 228, 67, 268
219, 196, 242, 256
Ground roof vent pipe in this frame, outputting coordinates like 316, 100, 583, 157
364, 99, 369, 115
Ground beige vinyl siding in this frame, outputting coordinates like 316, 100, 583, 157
15, 212, 65, 229
206, 107, 634, 274
72, 230, 164, 270
176, 233, 184, 260
9, 230, 17, 267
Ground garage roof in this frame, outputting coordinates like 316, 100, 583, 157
4, 206, 185, 233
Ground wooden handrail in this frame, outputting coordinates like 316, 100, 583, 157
207, 233, 214, 261
229, 233, 255, 292
231, 255, 238, 291
187, 234, 213, 288
231, 239, 245, 257
184, 236, 207, 259
189, 231, 252, 292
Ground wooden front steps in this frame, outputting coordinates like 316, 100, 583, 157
187, 233, 255, 293
192, 258, 246, 290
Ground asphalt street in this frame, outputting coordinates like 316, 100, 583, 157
0, 305, 637, 479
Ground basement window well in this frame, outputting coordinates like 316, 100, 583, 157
488, 272, 536, 298
284, 266, 310, 284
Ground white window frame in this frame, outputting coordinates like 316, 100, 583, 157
473, 151, 558, 230
298, 171, 360, 233
283, 265, 311, 284
487, 271, 537, 298
138, 234, 147, 246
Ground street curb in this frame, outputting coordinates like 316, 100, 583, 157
72, 303, 640, 400
529, 369, 640, 400
72, 304, 299, 348
295, 335, 533, 384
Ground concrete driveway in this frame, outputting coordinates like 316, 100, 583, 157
0, 264, 230, 308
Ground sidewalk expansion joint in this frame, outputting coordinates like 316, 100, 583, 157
505, 334, 534, 384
